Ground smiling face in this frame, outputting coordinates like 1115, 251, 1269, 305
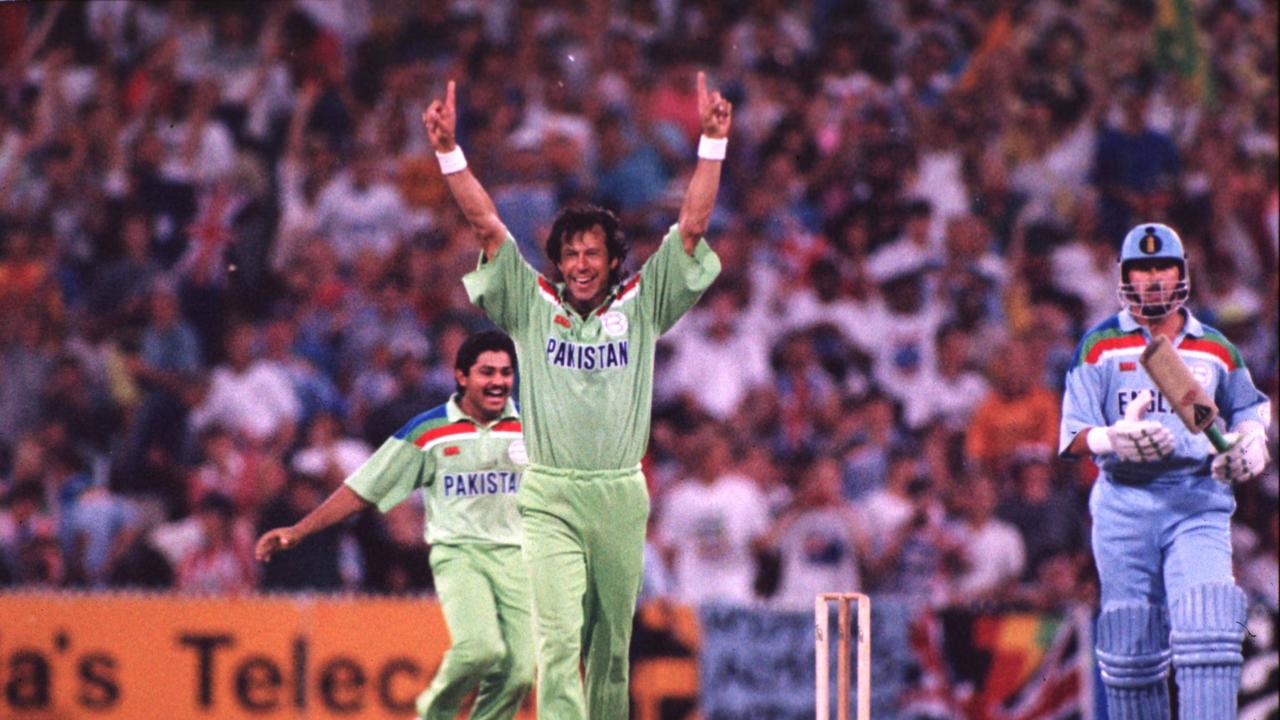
456, 349, 515, 423
557, 226, 619, 313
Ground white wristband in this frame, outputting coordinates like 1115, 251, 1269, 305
436, 146, 467, 175
1086, 427, 1114, 455
697, 135, 727, 161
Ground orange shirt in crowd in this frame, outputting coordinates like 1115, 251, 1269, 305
965, 386, 1061, 470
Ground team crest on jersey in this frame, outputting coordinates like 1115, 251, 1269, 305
1191, 364, 1212, 390
507, 438, 528, 465
601, 311, 628, 337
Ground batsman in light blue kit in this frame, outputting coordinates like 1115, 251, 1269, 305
1060, 223, 1271, 720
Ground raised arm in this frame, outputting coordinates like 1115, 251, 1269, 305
422, 80, 507, 260
676, 72, 733, 254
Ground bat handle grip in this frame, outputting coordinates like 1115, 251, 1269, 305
1204, 425, 1230, 453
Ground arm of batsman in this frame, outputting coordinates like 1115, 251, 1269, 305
1105, 389, 1176, 462
1211, 421, 1270, 483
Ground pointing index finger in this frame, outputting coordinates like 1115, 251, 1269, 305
446, 80, 456, 111
696, 71, 707, 104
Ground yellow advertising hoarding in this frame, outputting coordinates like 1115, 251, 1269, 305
0, 591, 537, 719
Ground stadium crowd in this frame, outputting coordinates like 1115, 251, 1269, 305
0, 0, 1275, 617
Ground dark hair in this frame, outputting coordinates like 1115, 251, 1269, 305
454, 330, 517, 392
3, 480, 43, 507
196, 492, 236, 519
544, 205, 629, 288
905, 476, 931, 498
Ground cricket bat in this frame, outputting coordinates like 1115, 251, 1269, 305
1139, 335, 1230, 451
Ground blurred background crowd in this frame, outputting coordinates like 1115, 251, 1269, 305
0, 0, 1275, 618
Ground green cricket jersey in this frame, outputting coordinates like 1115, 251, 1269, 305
344, 396, 526, 546
463, 225, 721, 471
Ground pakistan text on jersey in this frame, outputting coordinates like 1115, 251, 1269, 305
442, 471, 520, 497
544, 338, 629, 371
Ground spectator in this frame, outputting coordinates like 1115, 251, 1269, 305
1238, 508, 1277, 609
865, 472, 958, 605
0, 222, 60, 318
174, 492, 254, 594
137, 281, 203, 377
905, 323, 988, 431
964, 338, 1060, 476
997, 454, 1087, 580
851, 243, 945, 396
771, 330, 840, 459
339, 275, 430, 378
260, 315, 344, 425
0, 480, 55, 585
361, 347, 437, 447
664, 279, 771, 421
1091, 75, 1180, 240
186, 424, 258, 513
65, 483, 141, 587
289, 411, 372, 488
656, 424, 770, 607
270, 81, 329, 273
38, 353, 119, 464
949, 475, 1026, 603
858, 447, 921, 549
758, 456, 869, 609
188, 322, 301, 452
839, 393, 905, 501
593, 109, 667, 213
314, 142, 410, 267
88, 212, 161, 328
256, 473, 346, 591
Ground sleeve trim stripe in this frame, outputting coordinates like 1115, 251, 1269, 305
414, 422, 476, 449
536, 276, 560, 307
419, 430, 480, 453
1178, 339, 1237, 370
393, 406, 449, 440
1083, 335, 1147, 365
615, 274, 642, 304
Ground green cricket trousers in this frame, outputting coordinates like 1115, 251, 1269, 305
517, 464, 649, 719
417, 543, 534, 720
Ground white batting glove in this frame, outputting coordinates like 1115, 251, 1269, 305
1211, 425, 1270, 483
1087, 390, 1176, 462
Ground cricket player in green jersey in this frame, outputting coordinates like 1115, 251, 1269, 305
255, 331, 533, 720
422, 73, 732, 718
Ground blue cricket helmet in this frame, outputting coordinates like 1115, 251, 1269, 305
1119, 222, 1186, 271
1117, 222, 1189, 318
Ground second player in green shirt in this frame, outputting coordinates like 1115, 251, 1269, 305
256, 331, 532, 720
